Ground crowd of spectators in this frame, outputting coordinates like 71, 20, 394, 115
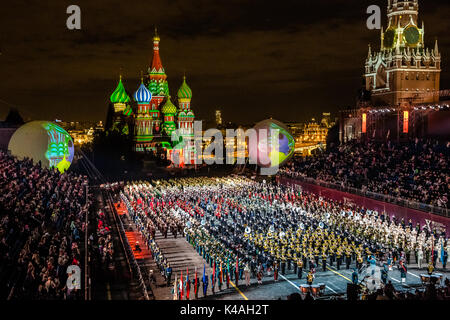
360, 279, 450, 300
285, 278, 450, 300
0, 150, 89, 299
94, 208, 114, 275
280, 138, 449, 208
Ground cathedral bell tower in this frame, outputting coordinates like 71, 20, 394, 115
365, 0, 441, 106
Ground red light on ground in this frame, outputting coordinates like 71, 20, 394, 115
362, 113, 367, 133
403, 111, 409, 133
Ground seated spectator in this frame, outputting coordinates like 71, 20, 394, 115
0, 150, 89, 300
280, 138, 449, 209
135, 241, 142, 253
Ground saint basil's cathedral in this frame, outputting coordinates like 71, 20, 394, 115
106, 29, 195, 166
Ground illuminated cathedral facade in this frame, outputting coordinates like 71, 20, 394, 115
107, 30, 196, 165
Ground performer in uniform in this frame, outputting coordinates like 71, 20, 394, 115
274, 260, 279, 281
399, 260, 407, 284
351, 269, 358, 285
336, 250, 342, 270
202, 272, 208, 297
322, 252, 327, 272
306, 270, 314, 285
297, 258, 303, 279
345, 251, 351, 269
210, 273, 215, 295
281, 255, 286, 275
293, 253, 298, 274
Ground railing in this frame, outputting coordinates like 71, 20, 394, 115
280, 174, 449, 218
78, 149, 150, 300
84, 184, 90, 300
105, 190, 150, 300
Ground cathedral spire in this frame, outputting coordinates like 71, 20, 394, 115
367, 44, 372, 60
150, 27, 164, 74
148, 27, 168, 96
380, 27, 384, 50
434, 39, 439, 56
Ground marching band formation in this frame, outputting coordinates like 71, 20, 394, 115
119, 176, 449, 299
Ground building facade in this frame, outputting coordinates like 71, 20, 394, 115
364, 0, 440, 107
340, 0, 449, 143
107, 30, 196, 165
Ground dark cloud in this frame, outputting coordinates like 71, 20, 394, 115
0, 0, 449, 124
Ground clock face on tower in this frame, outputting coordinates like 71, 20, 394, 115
404, 26, 420, 45
384, 29, 395, 48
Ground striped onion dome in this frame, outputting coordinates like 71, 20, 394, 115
110, 76, 130, 103
134, 81, 152, 103
177, 76, 192, 99
161, 96, 177, 114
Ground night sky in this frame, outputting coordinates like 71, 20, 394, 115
1, 0, 449, 125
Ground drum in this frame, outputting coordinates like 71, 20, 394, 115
430, 273, 443, 284
420, 274, 430, 284
300, 285, 310, 294
311, 285, 320, 296
319, 283, 326, 295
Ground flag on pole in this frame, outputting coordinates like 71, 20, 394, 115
173, 274, 178, 300
212, 261, 215, 285
180, 271, 184, 300
194, 267, 198, 296
226, 260, 230, 286
202, 264, 206, 284
186, 268, 190, 300
219, 262, 223, 286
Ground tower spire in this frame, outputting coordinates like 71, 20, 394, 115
154, 26, 159, 41
380, 26, 384, 50
434, 38, 439, 55
150, 27, 164, 74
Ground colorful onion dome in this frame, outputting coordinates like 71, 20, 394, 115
110, 75, 131, 103
134, 80, 152, 103
177, 75, 192, 99
161, 96, 177, 114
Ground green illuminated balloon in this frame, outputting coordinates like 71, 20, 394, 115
8, 121, 74, 173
